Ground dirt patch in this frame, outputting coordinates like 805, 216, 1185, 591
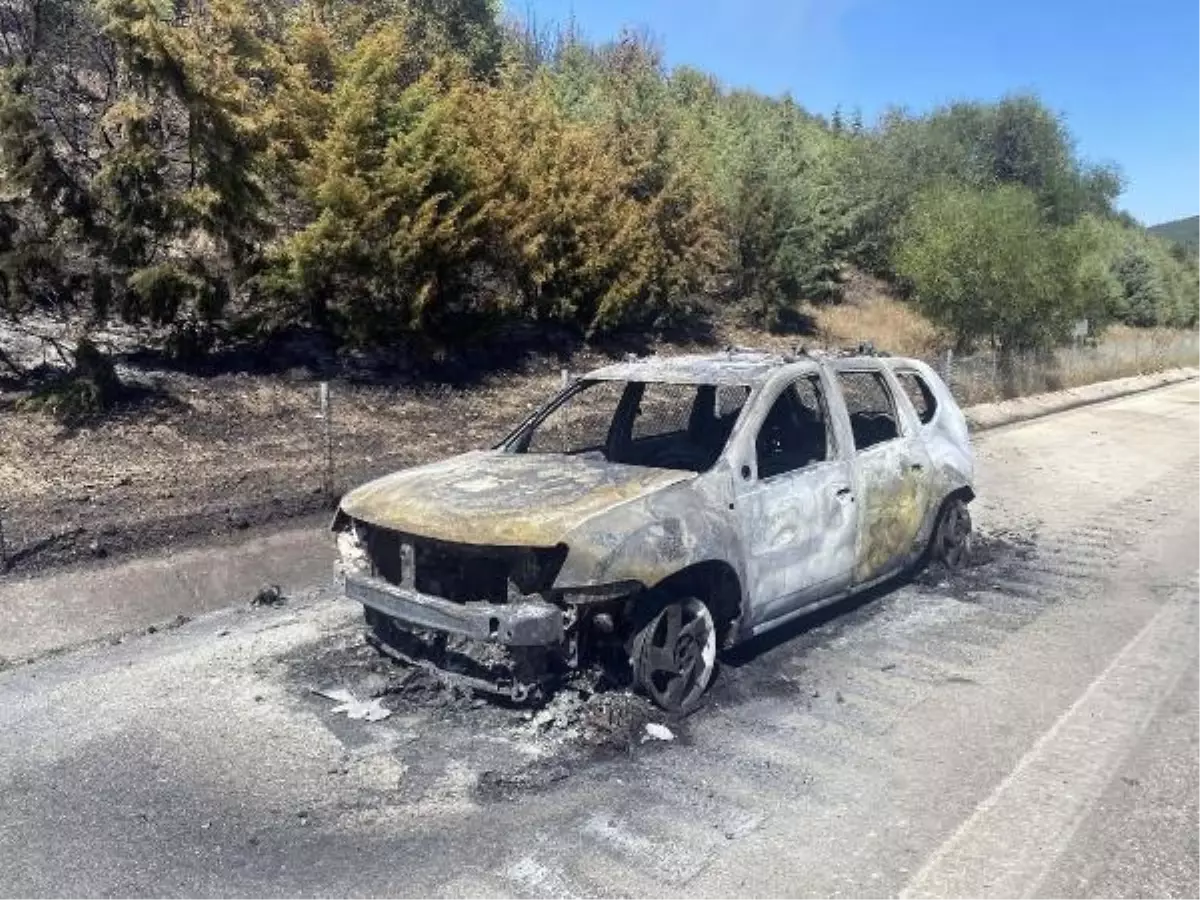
0, 369, 559, 576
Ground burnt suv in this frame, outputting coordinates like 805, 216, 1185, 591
332, 350, 975, 712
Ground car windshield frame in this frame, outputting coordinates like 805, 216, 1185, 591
499, 378, 755, 473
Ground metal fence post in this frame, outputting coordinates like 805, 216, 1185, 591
318, 382, 334, 503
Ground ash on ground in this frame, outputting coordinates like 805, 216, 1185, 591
268, 622, 680, 803
913, 526, 1038, 597
276, 627, 514, 724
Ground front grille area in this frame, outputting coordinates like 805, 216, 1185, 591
364, 528, 405, 585
414, 540, 509, 603
358, 523, 565, 604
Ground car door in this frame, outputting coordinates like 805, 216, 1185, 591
733, 372, 859, 629
834, 368, 933, 584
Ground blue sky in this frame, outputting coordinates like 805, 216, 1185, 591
504, 0, 1199, 225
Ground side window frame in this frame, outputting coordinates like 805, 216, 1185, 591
893, 368, 938, 427
835, 368, 907, 453
752, 373, 838, 482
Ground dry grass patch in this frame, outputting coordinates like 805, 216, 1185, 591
809, 296, 942, 358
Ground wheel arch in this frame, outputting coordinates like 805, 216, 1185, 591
943, 484, 976, 506
918, 485, 975, 564
643, 559, 744, 649
925, 484, 975, 531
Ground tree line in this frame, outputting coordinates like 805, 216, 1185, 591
0, 0, 1195, 392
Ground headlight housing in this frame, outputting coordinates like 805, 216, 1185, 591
335, 520, 371, 577
507, 544, 569, 595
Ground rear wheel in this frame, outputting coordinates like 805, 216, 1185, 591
932, 497, 973, 569
631, 597, 717, 714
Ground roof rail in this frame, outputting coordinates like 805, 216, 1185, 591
788, 342, 891, 360
845, 341, 891, 357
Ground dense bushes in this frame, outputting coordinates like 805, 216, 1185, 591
894, 184, 1083, 351
0, 0, 1195, 376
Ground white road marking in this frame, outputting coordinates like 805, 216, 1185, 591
902, 591, 1198, 899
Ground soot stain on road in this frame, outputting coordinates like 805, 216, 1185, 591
913, 527, 1039, 599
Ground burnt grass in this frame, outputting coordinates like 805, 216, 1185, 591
0, 375, 525, 576
262, 530, 1035, 803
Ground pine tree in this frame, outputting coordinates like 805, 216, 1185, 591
0, 61, 98, 321
262, 26, 500, 345
91, 0, 275, 342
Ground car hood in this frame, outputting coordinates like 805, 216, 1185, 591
338, 451, 695, 547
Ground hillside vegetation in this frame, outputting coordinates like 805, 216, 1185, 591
1149, 215, 1200, 251
0, 0, 1197, 416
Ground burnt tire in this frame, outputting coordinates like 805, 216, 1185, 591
630, 596, 717, 715
931, 496, 973, 570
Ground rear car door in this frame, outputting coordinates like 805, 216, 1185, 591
834, 368, 933, 584
734, 372, 858, 628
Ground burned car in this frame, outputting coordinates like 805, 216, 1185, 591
332, 350, 975, 712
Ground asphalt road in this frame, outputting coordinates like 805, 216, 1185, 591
1, 382, 1197, 898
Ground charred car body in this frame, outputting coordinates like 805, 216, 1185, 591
333, 350, 975, 712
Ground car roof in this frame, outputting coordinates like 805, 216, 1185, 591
584, 352, 787, 385
583, 350, 913, 386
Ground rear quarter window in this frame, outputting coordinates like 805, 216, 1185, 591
896, 371, 938, 425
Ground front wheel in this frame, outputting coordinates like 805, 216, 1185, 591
932, 497, 973, 569
630, 597, 718, 714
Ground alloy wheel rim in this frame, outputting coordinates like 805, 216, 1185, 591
940, 503, 972, 568
639, 599, 717, 712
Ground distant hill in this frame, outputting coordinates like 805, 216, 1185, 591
1148, 215, 1199, 250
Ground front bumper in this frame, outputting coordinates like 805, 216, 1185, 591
344, 573, 564, 647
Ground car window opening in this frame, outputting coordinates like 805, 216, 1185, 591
896, 370, 938, 425
837, 371, 901, 450
755, 375, 833, 480
516, 380, 751, 472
